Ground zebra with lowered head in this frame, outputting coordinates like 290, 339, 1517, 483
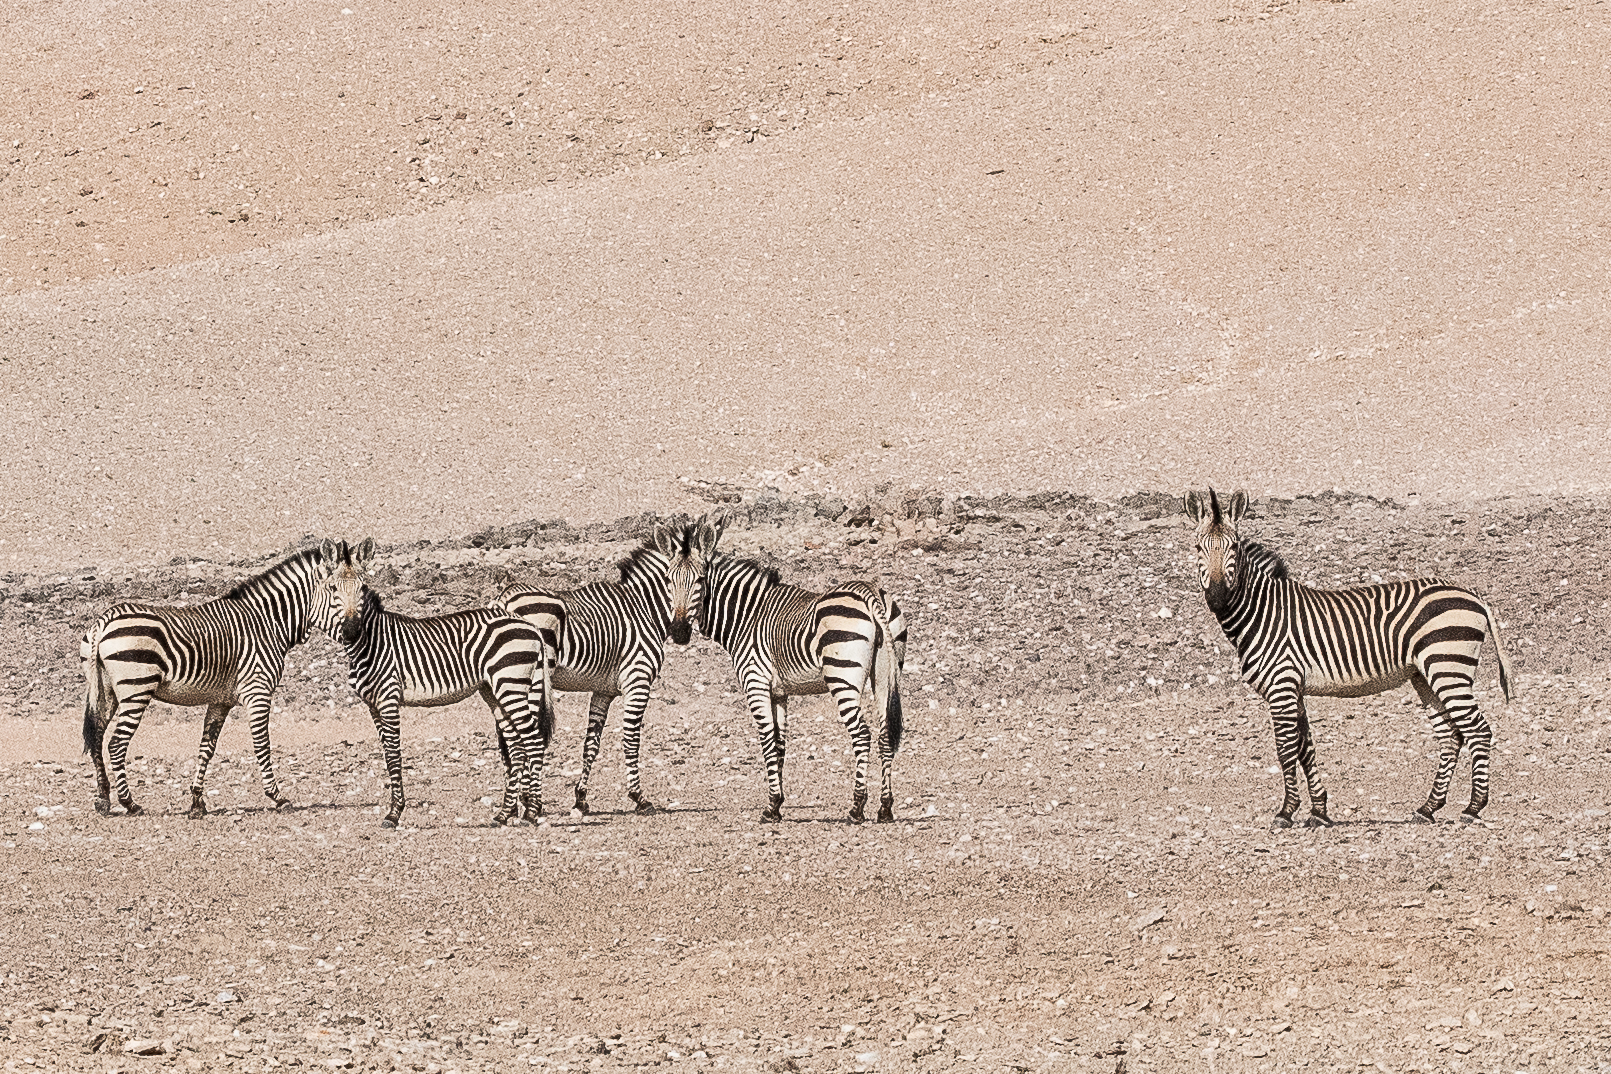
491, 515, 703, 815
312, 538, 555, 828
676, 515, 907, 823
81, 539, 342, 819
1186, 488, 1513, 828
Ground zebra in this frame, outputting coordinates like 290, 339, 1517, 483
81, 540, 341, 819
1186, 488, 1514, 828
491, 515, 702, 815
312, 538, 555, 829
677, 515, 908, 824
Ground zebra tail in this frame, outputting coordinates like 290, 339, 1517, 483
1483, 600, 1515, 703
874, 600, 903, 755
80, 624, 111, 757
536, 638, 556, 745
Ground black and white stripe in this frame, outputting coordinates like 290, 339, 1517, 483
313, 539, 554, 829
491, 517, 701, 815
682, 517, 908, 823
1188, 489, 1514, 827
80, 541, 338, 819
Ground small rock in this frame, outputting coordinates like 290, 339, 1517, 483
1239, 1042, 1268, 1057
1132, 907, 1166, 931
1493, 977, 1515, 993
1451, 1041, 1473, 1054
125, 1039, 167, 1056
216, 991, 237, 1003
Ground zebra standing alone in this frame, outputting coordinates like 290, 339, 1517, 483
491, 515, 703, 815
81, 540, 341, 819
312, 538, 555, 828
677, 515, 908, 823
1187, 488, 1513, 828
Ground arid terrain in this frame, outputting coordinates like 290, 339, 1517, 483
2, 495, 1609, 1071
4, 0, 1611, 1070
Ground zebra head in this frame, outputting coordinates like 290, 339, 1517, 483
312, 537, 376, 645
654, 512, 723, 645
1185, 488, 1248, 613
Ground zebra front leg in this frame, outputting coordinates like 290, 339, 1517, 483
572, 693, 613, 815
620, 677, 658, 815
1265, 687, 1307, 830
743, 678, 786, 822
245, 694, 293, 811
1294, 700, 1332, 828
369, 699, 407, 828
188, 703, 231, 820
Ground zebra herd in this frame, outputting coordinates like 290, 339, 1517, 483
79, 491, 1512, 832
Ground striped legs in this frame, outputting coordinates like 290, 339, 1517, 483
245, 694, 292, 810
104, 692, 157, 815
186, 703, 231, 819
573, 693, 614, 814
479, 684, 534, 826
366, 697, 407, 828
1266, 684, 1331, 829
619, 673, 658, 814
738, 670, 787, 822
1412, 670, 1494, 823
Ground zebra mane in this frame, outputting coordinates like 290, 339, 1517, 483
617, 544, 667, 583
719, 553, 782, 588
360, 586, 386, 618
221, 546, 324, 602
1238, 540, 1289, 582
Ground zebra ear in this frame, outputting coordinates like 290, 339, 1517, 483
651, 522, 679, 557
319, 538, 339, 566
696, 513, 725, 555
353, 537, 376, 571
1184, 491, 1206, 523
1226, 491, 1249, 524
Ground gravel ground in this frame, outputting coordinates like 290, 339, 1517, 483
2, 496, 1608, 1072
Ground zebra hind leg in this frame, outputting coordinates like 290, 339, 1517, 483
1423, 671, 1492, 823
105, 699, 153, 816
573, 694, 613, 816
482, 685, 530, 827
188, 703, 231, 820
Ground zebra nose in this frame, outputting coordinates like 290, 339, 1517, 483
669, 617, 692, 646
340, 617, 361, 644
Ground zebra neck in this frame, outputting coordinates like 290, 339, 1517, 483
224, 549, 320, 650
700, 554, 775, 649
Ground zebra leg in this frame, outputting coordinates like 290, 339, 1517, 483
482, 684, 529, 827
875, 707, 896, 825
104, 693, 155, 816
187, 703, 231, 820
1294, 700, 1332, 828
368, 699, 407, 828
573, 693, 614, 815
1422, 671, 1492, 822
1265, 686, 1306, 829
831, 685, 874, 824
1410, 672, 1464, 822
620, 675, 658, 815
84, 696, 114, 816
244, 694, 293, 810
743, 675, 786, 823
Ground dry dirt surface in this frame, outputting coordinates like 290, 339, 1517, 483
2, 496, 1610, 1072
4, 0, 1611, 1070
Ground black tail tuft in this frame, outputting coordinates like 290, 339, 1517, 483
887, 681, 903, 755
82, 702, 99, 757
537, 694, 554, 746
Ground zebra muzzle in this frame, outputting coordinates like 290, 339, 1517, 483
669, 617, 692, 646
341, 617, 362, 645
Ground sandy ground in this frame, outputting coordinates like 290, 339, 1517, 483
4, 0, 1611, 1070
3, 498, 1611, 1071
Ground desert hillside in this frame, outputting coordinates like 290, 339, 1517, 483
3, 0, 1608, 572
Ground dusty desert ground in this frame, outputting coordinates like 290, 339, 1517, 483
3, 0, 1611, 1070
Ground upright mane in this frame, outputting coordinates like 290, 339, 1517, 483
222, 546, 323, 602
1238, 540, 1289, 583
360, 586, 386, 618
617, 544, 668, 583
717, 552, 782, 588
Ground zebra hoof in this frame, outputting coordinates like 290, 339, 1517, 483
93, 797, 111, 817
1269, 816, 1293, 830
848, 809, 866, 824
1304, 814, 1334, 829
876, 806, 895, 824
187, 802, 208, 821
1458, 811, 1480, 826
634, 799, 657, 816
121, 801, 144, 817
1411, 809, 1437, 824
273, 798, 295, 813
380, 816, 399, 830
760, 808, 782, 824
